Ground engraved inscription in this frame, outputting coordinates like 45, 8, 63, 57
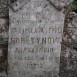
8, 0, 64, 77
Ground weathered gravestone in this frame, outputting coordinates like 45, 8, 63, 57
8, 0, 65, 77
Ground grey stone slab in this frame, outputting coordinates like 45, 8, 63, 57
8, 0, 65, 77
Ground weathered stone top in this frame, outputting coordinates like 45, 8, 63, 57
9, 0, 71, 12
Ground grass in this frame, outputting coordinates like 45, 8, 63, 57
72, 0, 77, 13
73, 43, 77, 51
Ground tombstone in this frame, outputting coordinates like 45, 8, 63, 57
8, 0, 65, 77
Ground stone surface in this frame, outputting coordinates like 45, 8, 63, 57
0, 18, 9, 39
0, 0, 8, 17
0, 0, 76, 77
0, 0, 8, 76
59, 4, 77, 77
8, 0, 64, 77
0, 19, 8, 77
48, 0, 73, 11
0, 42, 8, 76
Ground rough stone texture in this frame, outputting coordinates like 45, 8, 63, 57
0, 19, 8, 76
0, 0, 77, 77
0, 0, 8, 76
0, 42, 8, 77
48, 0, 73, 11
8, 0, 64, 77
10, 0, 17, 3
0, 0, 8, 17
59, 4, 77, 77
0, 18, 9, 38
